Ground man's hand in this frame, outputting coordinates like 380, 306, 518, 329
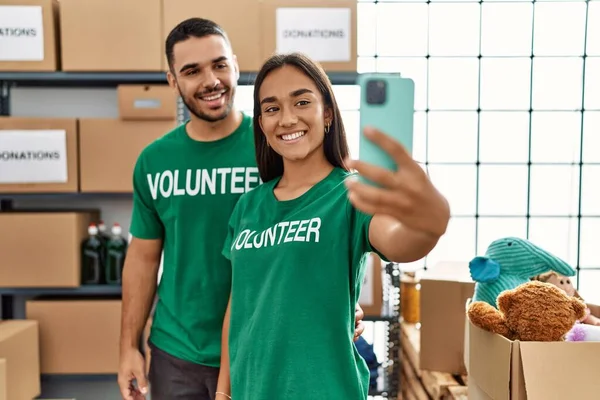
118, 347, 149, 400
354, 303, 365, 342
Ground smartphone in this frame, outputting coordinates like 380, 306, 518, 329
357, 73, 415, 175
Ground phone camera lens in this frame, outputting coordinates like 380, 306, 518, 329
366, 79, 386, 105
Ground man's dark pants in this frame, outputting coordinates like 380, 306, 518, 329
148, 342, 220, 400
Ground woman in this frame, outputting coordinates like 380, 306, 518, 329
215, 53, 450, 400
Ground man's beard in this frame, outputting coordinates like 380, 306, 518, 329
179, 86, 234, 123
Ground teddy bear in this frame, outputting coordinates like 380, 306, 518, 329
469, 237, 577, 308
532, 271, 600, 326
467, 280, 587, 342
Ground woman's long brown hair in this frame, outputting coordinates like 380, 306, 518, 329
252, 52, 350, 183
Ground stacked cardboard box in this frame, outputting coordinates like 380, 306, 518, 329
0, 0, 358, 72
400, 322, 468, 400
0, 320, 41, 400
0, 85, 177, 194
419, 262, 475, 376
26, 300, 122, 374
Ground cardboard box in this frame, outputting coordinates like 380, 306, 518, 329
117, 85, 178, 121
0, 0, 59, 71
26, 299, 121, 374
0, 320, 41, 400
359, 253, 384, 316
0, 117, 79, 193
0, 211, 98, 287
419, 262, 474, 375
0, 359, 5, 400
59, 0, 162, 71
465, 302, 600, 400
161, 0, 262, 72
79, 119, 174, 192
260, 0, 358, 71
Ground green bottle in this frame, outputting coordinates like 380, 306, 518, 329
81, 223, 103, 285
105, 223, 128, 285
97, 220, 110, 244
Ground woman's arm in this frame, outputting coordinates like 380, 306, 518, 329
215, 295, 232, 399
344, 127, 451, 263
369, 213, 444, 263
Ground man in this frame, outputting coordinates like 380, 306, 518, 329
118, 18, 365, 400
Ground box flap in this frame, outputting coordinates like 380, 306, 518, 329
469, 382, 495, 400
468, 319, 513, 400
520, 342, 600, 399
420, 261, 473, 283
420, 276, 473, 374
464, 299, 471, 374
0, 321, 37, 342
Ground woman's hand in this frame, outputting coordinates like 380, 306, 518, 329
345, 127, 450, 239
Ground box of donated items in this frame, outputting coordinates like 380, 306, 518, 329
465, 292, 600, 399
464, 236, 600, 399
465, 253, 600, 400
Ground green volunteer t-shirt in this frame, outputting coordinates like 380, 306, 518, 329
222, 167, 386, 400
130, 113, 260, 367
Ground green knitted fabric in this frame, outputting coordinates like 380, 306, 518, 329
470, 237, 576, 308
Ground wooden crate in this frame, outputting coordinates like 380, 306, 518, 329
400, 322, 468, 400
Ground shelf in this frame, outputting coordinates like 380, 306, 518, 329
0, 71, 168, 87
0, 284, 122, 296
41, 373, 117, 382
0, 192, 133, 200
364, 314, 397, 323
0, 71, 359, 87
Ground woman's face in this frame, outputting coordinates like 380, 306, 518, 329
258, 65, 332, 163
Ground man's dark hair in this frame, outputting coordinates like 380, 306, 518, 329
165, 18, 231, 71
252, 52, 350, 183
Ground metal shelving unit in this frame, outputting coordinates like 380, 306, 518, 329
383, 262, 402, 399
0, 69, 402, 399
0, 70, 359, 114
363, 263, 402, 399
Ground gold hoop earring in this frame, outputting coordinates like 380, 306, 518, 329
325, 121, 331, 134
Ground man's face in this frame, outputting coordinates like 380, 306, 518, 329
167, 35, 239, 122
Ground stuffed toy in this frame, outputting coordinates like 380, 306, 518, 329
566, 323, 600, 342
532, 271, 600, 326
467, 281, 587, 341
469, 237, 577, 308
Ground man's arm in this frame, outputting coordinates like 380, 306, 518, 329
120, 237, 162, 351
118, 237, 162, 398
142, 295, 158, 374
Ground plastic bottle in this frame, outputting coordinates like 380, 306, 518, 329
105, 223, 128, 285
81, 223, 103, 284
97, 220, 110, 244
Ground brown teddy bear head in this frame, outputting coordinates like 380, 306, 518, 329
468, 281, 587, 342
